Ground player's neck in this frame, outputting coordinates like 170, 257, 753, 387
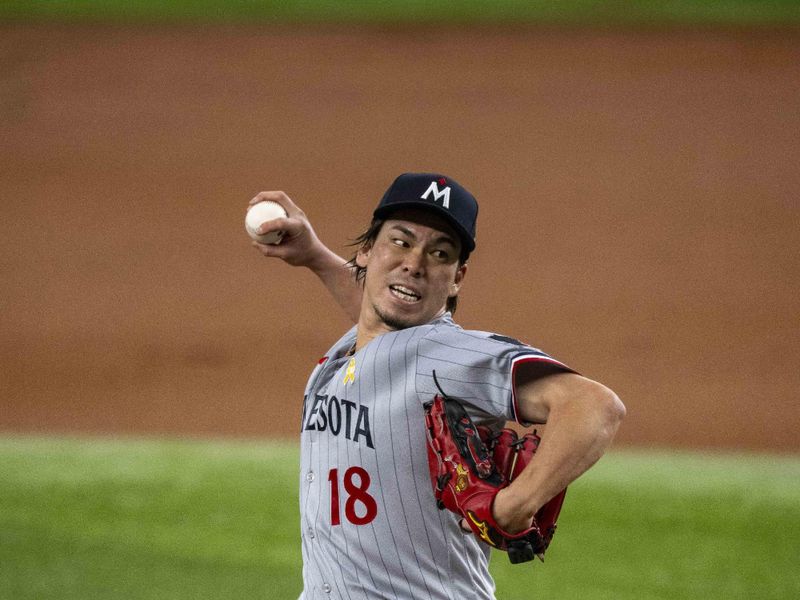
354, 306, 446, 351
354, 319, 391, 352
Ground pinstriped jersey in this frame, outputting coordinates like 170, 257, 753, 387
298, 313, 570, 600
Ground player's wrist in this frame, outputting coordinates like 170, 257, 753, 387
492, 486, 536, 534
305, 242, 343, 273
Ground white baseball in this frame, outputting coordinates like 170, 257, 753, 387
245, 200, 288, 245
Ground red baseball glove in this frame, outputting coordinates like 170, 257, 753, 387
423, 392, 566, 564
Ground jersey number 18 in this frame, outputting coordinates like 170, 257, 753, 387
328, 467, 378, 526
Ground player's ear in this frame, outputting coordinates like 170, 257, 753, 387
355, 243, 371, 268
449, 263, 467, 297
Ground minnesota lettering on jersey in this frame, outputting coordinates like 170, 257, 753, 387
301, 394, 374, 449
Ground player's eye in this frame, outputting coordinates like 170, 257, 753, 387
391, 238, 410, 248
431, 249, 450, 260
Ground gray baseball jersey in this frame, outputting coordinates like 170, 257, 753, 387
298, 313, 571, 600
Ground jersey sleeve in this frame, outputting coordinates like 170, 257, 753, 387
414, 326, 573, 424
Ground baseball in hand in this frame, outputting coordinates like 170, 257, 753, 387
245, 201, 288, 245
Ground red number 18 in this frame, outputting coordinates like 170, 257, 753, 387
328, 466, 378, 526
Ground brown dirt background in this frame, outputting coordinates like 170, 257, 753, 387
1, 24, 798, 452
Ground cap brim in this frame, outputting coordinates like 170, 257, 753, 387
373, 201, 476, 254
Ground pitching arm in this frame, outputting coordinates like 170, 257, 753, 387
249, 191, 363, 323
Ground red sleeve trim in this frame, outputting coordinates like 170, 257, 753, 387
510, 355, 574, 424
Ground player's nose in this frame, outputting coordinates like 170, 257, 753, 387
401, 249, 426, 277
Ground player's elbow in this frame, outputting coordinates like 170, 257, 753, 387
593, 383, 625, 440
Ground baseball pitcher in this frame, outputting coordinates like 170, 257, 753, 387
249, 173, 625, 599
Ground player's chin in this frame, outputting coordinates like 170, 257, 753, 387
374, 303, 427, 331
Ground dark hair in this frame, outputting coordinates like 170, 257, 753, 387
346, 218, 465, 314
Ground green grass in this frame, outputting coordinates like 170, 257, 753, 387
493, 450, 800, 599
2, 0, 800, 26
0, 435, 798, 600
0, 436, 302, 600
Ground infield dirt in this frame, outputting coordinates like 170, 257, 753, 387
1, 24, 798, 451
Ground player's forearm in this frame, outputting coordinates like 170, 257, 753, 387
503, 382, 625, 523
306, 247, 363, 323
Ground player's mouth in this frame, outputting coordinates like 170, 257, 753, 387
389, 284, 421, 303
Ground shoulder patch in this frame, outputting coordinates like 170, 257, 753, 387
489, 334, 526, 346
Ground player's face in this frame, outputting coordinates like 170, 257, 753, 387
356, 209, 467, 332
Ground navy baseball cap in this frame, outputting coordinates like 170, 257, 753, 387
373, 172, 478, 258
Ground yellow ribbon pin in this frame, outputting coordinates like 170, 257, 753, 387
343, 357, 356, 385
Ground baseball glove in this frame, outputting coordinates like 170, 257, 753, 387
423, 390, 566, 564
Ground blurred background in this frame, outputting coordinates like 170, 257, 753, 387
1, 2, 799, 599
2, 2, 798, 451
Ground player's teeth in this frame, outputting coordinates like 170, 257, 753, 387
390, 286, 420, 302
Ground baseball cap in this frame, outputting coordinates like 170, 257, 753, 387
373, 173, 478, 258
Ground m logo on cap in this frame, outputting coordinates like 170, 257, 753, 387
421, 181, 451, 209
